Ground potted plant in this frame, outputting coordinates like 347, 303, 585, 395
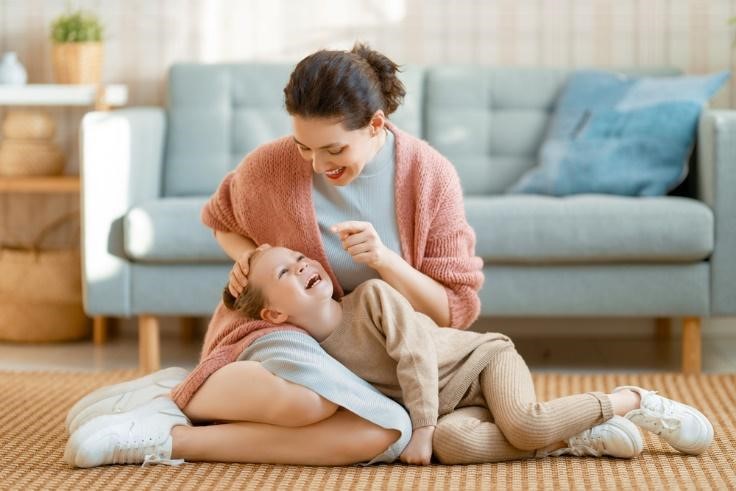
50, 9, 104, 84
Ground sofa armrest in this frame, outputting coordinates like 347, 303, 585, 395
80, 108, 166, 316
697, 109, 736, 315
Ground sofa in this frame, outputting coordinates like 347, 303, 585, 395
80, 63, 736, 373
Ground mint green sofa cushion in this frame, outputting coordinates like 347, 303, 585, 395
124, 195, 713, 266
467, 195, 713, 263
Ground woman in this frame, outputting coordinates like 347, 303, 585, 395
65, 43, 485, 467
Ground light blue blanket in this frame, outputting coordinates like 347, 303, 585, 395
238, 331, 412, 464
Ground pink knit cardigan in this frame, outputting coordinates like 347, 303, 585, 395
170, 122, 484, 409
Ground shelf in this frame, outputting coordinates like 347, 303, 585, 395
0, 175, 80, 193
0, 84, 127, 107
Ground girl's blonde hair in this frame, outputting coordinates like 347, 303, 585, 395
221, 245, 270, 320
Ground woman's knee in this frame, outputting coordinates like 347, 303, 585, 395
363, 427, 401, 461
336, 410, 400, 462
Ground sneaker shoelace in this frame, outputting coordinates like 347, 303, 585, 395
564, 429, 604, 457
110, 435, 186, 468
141, 454, 185, 468
110, 413, 188, 467
109, 434, 170, 465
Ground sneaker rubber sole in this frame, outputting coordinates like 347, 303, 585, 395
64, 397, 182, 468
65, 367, 188, 434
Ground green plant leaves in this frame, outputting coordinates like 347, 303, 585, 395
50, 10, 103, 43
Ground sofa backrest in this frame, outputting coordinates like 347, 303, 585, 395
162, 63, 424, 197
163, 63, 679, 197
424, 66, 681, 195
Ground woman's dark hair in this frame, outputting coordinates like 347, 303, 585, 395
284, 42, 406, 130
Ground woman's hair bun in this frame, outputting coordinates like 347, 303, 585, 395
350, 42, 406, 115
284, 43, 406, 128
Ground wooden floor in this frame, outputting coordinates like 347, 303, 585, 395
0, 318, 734, 373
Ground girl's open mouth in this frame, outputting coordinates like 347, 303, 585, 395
325, 167, 346, 180
305, 273, 321, 289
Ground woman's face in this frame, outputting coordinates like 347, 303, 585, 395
291, 113, 384, 186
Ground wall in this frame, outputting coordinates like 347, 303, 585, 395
2, 1, 734, 145
1, 0, 734, 335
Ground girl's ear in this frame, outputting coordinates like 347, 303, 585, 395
260, 307, 288, 324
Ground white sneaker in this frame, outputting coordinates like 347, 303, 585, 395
537, 416, 643, 459
613, 385, 714, 455
66, 367, 189, 434
64, 396, 191, 468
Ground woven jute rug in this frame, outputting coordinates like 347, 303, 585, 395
0, 370, 734, 490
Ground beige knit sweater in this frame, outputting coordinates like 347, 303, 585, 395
319, 279, 513, 429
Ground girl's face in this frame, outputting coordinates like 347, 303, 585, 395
291, 113, 385, 186
248, 246, 333, 326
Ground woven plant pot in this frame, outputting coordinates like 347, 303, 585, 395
0, 140, 65, 176
0, 213, 88, 342
2, 110, 56, 140
52, 42, 103, 84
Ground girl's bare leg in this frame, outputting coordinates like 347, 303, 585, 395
171, 408, 400, 465
184, 361, 338, 427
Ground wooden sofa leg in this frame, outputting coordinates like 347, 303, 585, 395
139, 315, 161, 373
93, 316, 107, 344
180, 316, 198, 343
655, 317, 671, 339
681, 317, 702, 375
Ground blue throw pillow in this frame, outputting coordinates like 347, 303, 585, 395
507, 70, 730, 196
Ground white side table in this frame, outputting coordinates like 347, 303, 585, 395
0, 84, 127, 108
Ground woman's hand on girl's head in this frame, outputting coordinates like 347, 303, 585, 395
331, 221, 393, 270
228, 243, 272, 297
228, 249, 254, 297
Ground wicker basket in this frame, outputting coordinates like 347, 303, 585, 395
0, 212, 88, 342
52, 42, 103, 84
2, 110, 56, 140
0, 139, 65, 176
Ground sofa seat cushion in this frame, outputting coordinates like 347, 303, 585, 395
126, 195, 713, 265
124, 198, 229, 263
467, 195, 713, 264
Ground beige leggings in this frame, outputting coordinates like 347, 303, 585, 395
433, 346, 614, 464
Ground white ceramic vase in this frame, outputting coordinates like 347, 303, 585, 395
0, 52, 28, 85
